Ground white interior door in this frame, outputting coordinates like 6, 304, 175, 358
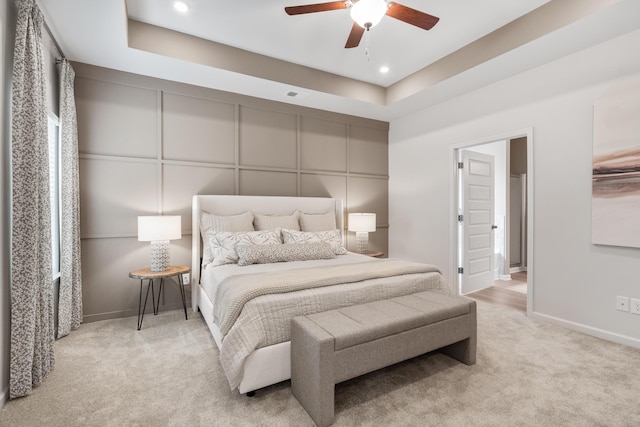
461, 150, 495, 294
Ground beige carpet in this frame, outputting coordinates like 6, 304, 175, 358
1, 301, 639, 426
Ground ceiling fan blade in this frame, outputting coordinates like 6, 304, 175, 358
345, 22, 365, 48
386, 2, 439, 30
285, 1, 348, 15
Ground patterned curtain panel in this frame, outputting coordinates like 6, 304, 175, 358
57, 59, 83, 338
10, 0, 55, 399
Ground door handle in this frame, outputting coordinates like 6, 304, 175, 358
491, 225, 498, 229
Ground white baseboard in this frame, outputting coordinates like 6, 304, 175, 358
509, 266, 527, 273
532, 312, 640, 349
499, 274, 512, 280
82, 302, 191, 323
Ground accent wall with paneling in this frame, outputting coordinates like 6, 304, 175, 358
74, 63, 389, 322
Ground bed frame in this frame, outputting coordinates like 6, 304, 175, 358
191, 195, 344, 394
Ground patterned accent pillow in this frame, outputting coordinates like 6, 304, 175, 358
236, 242, 336, 266
281, 228, 347, 255
200, 211, 255, 266
253, 211, 300, 231
299, 210, 336, 232
207, 229, 282, 267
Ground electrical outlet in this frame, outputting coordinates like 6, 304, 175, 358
616, 296, 629, 312
630, 298, 640, 315
181, 273, 190, 285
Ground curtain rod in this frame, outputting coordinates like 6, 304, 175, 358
42, 18, 65, 60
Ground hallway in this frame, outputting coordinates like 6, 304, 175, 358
465, 272, 527, 312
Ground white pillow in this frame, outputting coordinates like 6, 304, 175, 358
253, 211, 300, 231
281, 228, 347, 255
299, 210, 337, 232
236, 242, 336, 266
200, 211, 255, 266
207, 229, 282, 267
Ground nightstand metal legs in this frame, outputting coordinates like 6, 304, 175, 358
154, 278, 164, 315
137, 278, 155, 331
178, 274, 188, 320
130, 266, 190, 330
154, 277, 188, 321
136, 276, 188, 330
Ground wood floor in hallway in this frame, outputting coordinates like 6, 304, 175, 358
465, 271, 527, 312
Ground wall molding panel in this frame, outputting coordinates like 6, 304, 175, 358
74, 63, 389, 322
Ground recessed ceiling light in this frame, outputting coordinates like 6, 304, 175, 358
174, 0, 190, 13
380, 66, 390, 74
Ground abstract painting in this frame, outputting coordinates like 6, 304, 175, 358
592, 76, 640, 248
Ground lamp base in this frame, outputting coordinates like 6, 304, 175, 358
150, 240, 170, 272
355, 232, 369, 254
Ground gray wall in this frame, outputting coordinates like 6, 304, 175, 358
74, 63, 389, 323
1, 0, 16, 406
389, 28, 640, 346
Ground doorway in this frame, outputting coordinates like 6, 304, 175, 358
452, 130, 533, 315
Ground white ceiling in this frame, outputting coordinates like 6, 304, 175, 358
125, 0, 550, 88
38, 0, 640, 121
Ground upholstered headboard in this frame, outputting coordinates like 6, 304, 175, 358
191, 195, 344, 310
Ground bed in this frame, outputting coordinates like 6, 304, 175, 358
191, 195, 450, 394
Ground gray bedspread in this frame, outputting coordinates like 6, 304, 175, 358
207, 257, 450, 390
214, 259, 441, 336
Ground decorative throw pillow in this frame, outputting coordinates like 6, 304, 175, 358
236, 242, 336, 266
253, 211, 301, 231
281, 228, 347, 255
299, 210, 337, 232
200, 211, 255, 266
207, 229, 282, 267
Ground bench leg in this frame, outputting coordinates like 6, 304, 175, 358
291, 317, 336, 427
440, 337, 475, 365
440, 302, 477, 365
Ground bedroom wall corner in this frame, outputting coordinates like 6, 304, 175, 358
73, 64, 390, 323
388, 28, 640, 347
0, 0, 17, 407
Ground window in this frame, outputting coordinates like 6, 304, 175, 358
48, 113, 61, 278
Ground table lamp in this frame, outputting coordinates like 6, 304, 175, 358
138, 215, 181, 272
348, 213, 376, 254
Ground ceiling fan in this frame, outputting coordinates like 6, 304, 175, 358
284, 0, 440, 49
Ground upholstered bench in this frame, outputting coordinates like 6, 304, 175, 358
290, 291, 477, 427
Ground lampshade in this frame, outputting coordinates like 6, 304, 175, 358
350, 0, 388, 29
138, 216, 181, 272
348, 213, 376, 232
138, 216, 181, 242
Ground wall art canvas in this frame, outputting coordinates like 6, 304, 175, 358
592, 76, 640, 248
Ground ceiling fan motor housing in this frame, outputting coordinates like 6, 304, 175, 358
350, 0, 388, 29
284, 0, 439, 48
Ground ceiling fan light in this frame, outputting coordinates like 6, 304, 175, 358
350, 0, 388, 29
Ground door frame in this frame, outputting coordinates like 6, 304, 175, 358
449, 128, 534, 316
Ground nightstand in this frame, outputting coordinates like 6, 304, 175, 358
129, 265, 190, 330
366, 251, 384, 258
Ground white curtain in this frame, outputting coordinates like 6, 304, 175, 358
57, 59, 83, 338
10, 0, 55, 399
